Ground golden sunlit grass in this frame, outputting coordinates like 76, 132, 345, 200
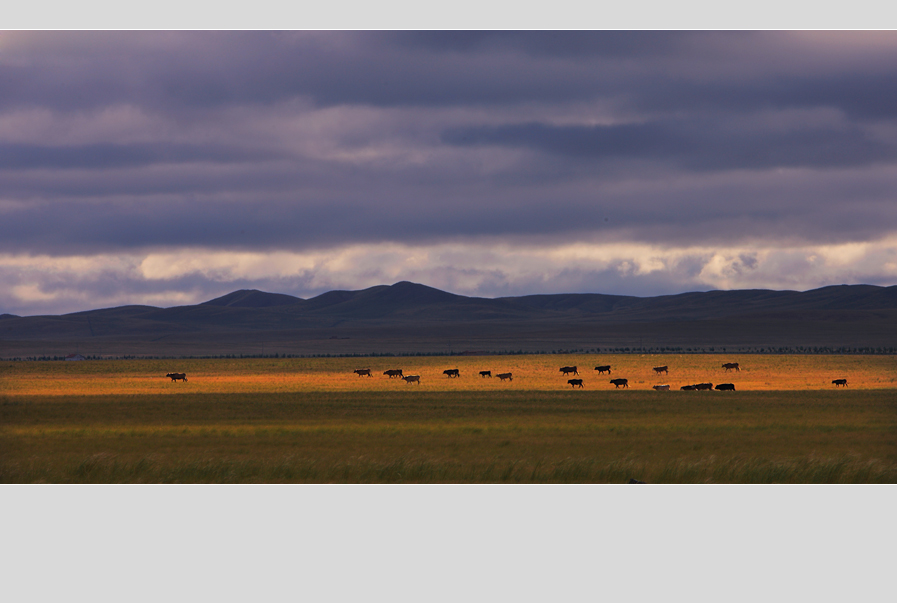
2, 353, 895, 396
2, 354, 895, 483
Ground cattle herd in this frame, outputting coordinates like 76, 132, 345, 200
341, 361, 850, 391
374, 368, 513, 384
557, 363, 733, 390
161, 360, 851, 390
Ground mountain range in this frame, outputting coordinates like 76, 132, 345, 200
2, 282, 896, 358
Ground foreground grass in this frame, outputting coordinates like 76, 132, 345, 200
3, 387, 895, 483
9, 452, 892, 484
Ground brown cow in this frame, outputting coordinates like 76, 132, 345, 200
383, 369, 404, 378
610, 378, 628, 388
568, 378, 584, 388
653, 366, 669, 375
694, 382, 713, 391
354, 369, 372, 377
653, 384, 670, 391
497, 372, 513, 381
723, 362, 740, 372
403, 375, 421, 385
560, 366, 579, 376
166, 373, 187, 382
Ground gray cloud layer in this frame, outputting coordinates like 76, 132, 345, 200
441, 119, 897, 170
2, 31, 897, 314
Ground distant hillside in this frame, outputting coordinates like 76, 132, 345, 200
2, 282, 896, 358
203, 290, 302, 308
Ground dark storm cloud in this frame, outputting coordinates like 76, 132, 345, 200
3, 159, 896, 257
1, 31, 635, 111
631, 72, 897, 121
4, 31, 896, 118
0, 142, 278, 170
0, 31, 877, 115
441, 119, 897, 170
0, 189, 591, 255
384, 30, 691, 58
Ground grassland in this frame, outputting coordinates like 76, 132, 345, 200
2, 354, 895, 483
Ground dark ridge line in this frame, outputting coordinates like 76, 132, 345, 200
9, 280, 897, 318
5, 346, 896, 362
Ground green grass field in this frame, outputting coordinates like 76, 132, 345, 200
2, 354, 895, 483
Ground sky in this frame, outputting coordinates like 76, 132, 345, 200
3, 30, 897, 316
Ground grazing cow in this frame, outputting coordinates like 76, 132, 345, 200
568, 378, 584, 388
653, 384, 670, 391
560, 366, 579, 376
383, 369, 404, 378
694, 382, 714, 391
166, 373, 187, 382
833, 379, 848, 387
715, 383, 736, 391
403, 375, 421, 385
497, 372, 513, 381
479, 370, 492, 378
354, 369, 372, 377
610, 378, 628, 388
653, 366, 669, 375
594, 365, 611, 374
681, 385, 696, 391
443, 369, 460, 378
723, 362, 740, 372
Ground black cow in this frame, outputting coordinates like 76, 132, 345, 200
610, 378, 628, 388
383, 369, 404, 378
594, 365, 611, 374
443, 369, 460, 378
479, 370, 492, 378
560, 366, 579, 376
568, 378, 584, 388
653, 366, 669, 375
681, 385, 696, 391
715, 383, 736, 391
166, 373, 187, 382
832, 379, 848, 387
354, 369, 372, 377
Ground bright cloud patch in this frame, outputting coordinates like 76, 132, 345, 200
3, 237, 896, 316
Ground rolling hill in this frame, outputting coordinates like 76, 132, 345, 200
2, 282, 896, 358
